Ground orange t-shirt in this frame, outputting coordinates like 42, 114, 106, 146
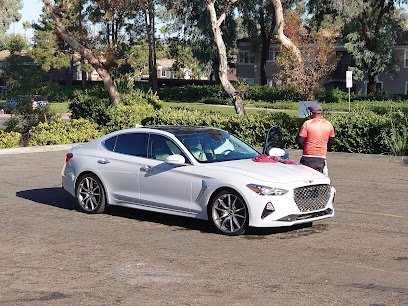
299, 118, 335, 157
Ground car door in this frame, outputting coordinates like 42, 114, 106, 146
97, 132, 148, 204
263, 125, 289, 158
138, 133, 198, 213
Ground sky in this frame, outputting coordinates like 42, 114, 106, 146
6, 0, 44, 42
6, 0, 408, 43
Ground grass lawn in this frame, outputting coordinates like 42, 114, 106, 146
49, 101, 298, 116
163, 102, 298, 116
50, 102, 70, 113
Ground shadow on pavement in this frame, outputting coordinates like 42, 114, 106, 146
16, 187, 76, 210
16, 188, 318, 236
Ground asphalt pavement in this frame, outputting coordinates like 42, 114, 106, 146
0, 147, 407, 305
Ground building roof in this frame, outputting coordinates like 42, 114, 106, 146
396, 30, 408, 45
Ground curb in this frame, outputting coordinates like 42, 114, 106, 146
0, 144, 74, 155
1, 144, 407, 163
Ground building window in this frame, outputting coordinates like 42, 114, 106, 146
405, 81, 408, 95
240, 78, 254, 85
161, 69, 166, 77
268, 51, 277, 62
267, 79, 274, 87
238, 51, 255, 64
364, 81, 383, 95
405, 51, 408, 68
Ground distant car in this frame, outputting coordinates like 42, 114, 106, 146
62, 126, 335, 235
0, 95, 48, 113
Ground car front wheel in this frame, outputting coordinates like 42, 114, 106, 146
210, 190, 248, 235
76, 174, 106, 213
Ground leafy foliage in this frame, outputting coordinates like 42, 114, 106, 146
28, 117, 103, 146
0, 0, 22, 34
0, 130, 21, 148
274, 16, 341, 101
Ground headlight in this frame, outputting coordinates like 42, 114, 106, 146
247, 184, 288, 196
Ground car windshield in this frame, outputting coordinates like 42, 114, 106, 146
176, 130, 260, 163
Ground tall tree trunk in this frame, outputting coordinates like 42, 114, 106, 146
358, 13, 376, 94
260, 40, 270, 86
368, 74, 376, 94
42, 0, 120, 105
259, 13, 272, 86
207, 0, 245, 115
81, 58, 87, 90
271, 0, 302, 63
145, 3, 158, 93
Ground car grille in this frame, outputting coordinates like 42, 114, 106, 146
294, 184, 331, 212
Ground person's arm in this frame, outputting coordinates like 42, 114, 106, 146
298, 136, 305, 149
327, 137, 334, 151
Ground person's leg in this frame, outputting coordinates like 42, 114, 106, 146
300, 156, 325, 173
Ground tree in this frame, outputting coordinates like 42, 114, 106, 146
238, 0, 296, 85
22, 20, 30, 42
206, 0, 246, 115
168, 38, 202, 79
0, 0, 22, 34
0, 33, 28, 51
30, 11, 75, 85
42, 0, 121, 105
274, 14, 340, 100
307, 0, 407, 94
344, 1, 405, 94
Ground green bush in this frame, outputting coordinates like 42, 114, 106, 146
142, 108, 303, 148
70, 87, 163, 128
326, 107, 391, 154
0, 130, 22, 148
28, 117, 103, 146
315, 87, 350, 103
69, 89, 112, 126
142, 106, 407, 156
245, 85, 301, 102
159, 85, 229, 102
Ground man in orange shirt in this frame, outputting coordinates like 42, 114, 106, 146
298, 104, 335, 173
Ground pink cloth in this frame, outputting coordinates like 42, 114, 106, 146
252, 154, 298, 165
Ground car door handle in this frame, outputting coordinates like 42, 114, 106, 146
97, 159, 110, 164
141, 165, 153, 172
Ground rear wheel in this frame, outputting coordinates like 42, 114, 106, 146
76, 173, 106, 213
209, 190, 248, 236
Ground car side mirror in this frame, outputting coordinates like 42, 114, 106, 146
165, 154, 186, 165
268, 148, 287, 158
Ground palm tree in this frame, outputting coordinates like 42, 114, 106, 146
22, 21, 31, 43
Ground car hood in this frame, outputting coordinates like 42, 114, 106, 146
202, 158, 327, 184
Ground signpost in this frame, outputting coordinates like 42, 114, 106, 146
346, 71, 353, 112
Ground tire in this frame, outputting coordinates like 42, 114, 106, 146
209, 190, 248, 236
76, 173, 106, 214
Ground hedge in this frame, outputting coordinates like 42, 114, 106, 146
28, 118, 103, 146
0, 130, 22, 148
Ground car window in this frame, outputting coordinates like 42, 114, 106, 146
178, 130, 259, 163
114, 133, 148, 157
103, 136, 117, 151
148, 134, 188, 161
35, 95, 46, 101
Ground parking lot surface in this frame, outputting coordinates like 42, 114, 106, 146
0, 150, 407, 305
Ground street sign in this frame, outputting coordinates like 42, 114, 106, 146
346, 71, 352, 112
346, 71, 353, 88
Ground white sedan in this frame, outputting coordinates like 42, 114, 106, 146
62, 126, 335, 235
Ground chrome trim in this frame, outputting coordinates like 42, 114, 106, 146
195, 180, 208, 202
277, 208, 333, 222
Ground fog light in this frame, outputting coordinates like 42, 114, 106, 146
261, 202, 275, 219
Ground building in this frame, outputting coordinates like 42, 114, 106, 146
236, 31, 408, 95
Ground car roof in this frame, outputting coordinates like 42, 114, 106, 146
147, 125, 222, 135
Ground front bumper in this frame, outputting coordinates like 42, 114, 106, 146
247, 186, 336, 228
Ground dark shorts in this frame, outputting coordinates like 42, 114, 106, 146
300, 156, 325, 173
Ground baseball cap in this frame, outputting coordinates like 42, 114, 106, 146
308, 104, 322, 113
